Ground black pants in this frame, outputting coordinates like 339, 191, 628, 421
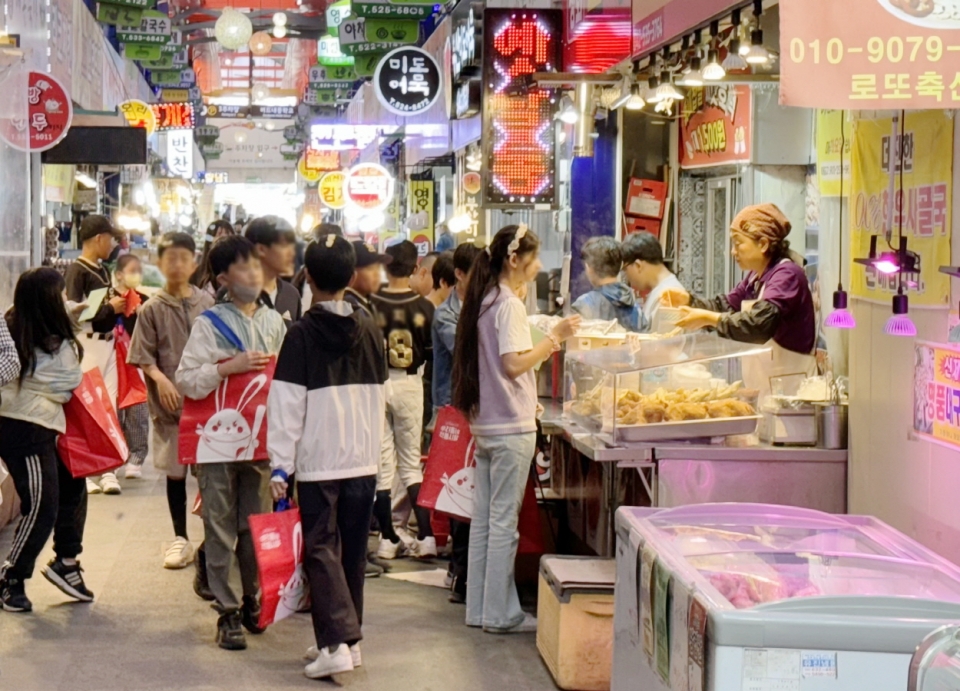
450, 517, 470, 593
299, 475, 376, 649
0, 430, 87, 581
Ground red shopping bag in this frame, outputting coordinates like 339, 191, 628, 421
178, 358, 276, 465
250, 503, 309, 629
418, 406, 476, 522
517, 474, 545, 555
114, 324, 147, 410
57, 368, 129, 478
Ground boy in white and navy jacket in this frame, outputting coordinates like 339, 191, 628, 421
267, 234, 387, 680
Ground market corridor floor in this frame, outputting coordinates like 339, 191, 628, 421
0, 467, 555, 691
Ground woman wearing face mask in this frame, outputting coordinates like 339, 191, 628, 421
109, 255, 151, 480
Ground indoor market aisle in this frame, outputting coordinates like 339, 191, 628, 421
0, 468, 555, 690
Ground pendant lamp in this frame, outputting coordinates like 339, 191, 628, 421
825, 110, 855, 329
215, 8, 253, 51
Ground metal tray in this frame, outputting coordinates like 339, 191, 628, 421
614, 415, 760, 442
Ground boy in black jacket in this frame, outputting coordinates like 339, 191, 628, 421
267, 234, 387, 680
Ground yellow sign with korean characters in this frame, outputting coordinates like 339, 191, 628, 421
408, 179, 434, 254
319, 171, 346, 209
914, 341, 960, 450
781, 0, 960, 109
850, 111, 952, 307
816, 110, 852, 198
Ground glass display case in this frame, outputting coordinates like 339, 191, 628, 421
564, 332, 770, 442
911, 626, 960, 691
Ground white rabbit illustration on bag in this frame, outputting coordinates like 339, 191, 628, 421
435, 437, 476, 519
273, 521, 308, 622
195, 374, 268, 463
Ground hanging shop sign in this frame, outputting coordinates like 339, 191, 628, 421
309, 64, 357, 86
124, 43, 162, 61
445, 0, 482, 120
781, 0, 960, 109
352, 0, 436, 21
340, 17, 419, 47
375, 46, 442, 117
166, 130, 194, 179
319, 171, 347, 209
344, 163, 394, 211
482, 9, 562, 207
851, 111, 952, 307
159, 88, 199, 103
355, 52, 386, 78
0, 72, 74, 153
152, 102, 195, 130
96, 2, 147, 27
408, 180, 435, 253
117, 10, 172, 44
679, 85, 752, 169
816, 110, 852, 198
318, 34, 356, 67
913, 341, 960, 451
298, 155, 324, 183
327, 0, 352, 37
305, 148, 341, 172
119, 99, 157, 135
201, 171, 229, 184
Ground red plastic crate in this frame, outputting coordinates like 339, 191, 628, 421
625, 178, 667, 219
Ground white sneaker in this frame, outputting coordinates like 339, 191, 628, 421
100, 473, 122, 495
304, 643, 354, 679
484, 612, 538, 634
306, 643, 362, 668
163, 537, 196, 569
124, 464, 142, 479
377, 538, 405, 560
86, 478, 102, 495
411, 536, 438, 559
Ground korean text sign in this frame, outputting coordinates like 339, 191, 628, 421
913, 341, 960, 449
0, 72, 73, 153
781, 0, 960, 109
678, 85, 751, 169
850, 111, 952, 306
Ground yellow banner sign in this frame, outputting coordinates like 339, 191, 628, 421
408, 180, 434, 254
120, 99, 157, 135
914, 341, 960, 449
850, 110, 952, 307
816, 110, 851, 198
319, 171, 346, 209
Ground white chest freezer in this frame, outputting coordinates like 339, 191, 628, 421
612, 503, 960, 691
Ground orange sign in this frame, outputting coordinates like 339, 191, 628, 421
781, 0, 960, 109
305, 148, 340, 172
679, 85, 751, 169
119, 100, 157, 135
319, 171, 346, 209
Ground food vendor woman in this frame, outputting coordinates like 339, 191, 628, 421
661, 203, 817, 388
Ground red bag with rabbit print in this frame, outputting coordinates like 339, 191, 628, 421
58, 368, 129, 478
178, 358, 276, 465
250, 503, 309, 628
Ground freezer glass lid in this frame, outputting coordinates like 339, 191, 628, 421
690, 552, 960, 610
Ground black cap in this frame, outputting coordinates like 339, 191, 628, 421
78, 215, 122, 243
352, 240, 392, 269
385, 240, 418, 267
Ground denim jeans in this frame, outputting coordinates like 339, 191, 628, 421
466, 432, 536, 631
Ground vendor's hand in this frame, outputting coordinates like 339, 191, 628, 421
675, 306, 720, 331
67, 300, 87, 317
156, 375, 181, 412
270, 480, 289, 502
219, 351, 270, 377
109, 296, 127, 314
552, 315, 582, 342
660, 288, 690, 308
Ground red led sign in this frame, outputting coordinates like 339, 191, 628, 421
151, 102, 195, 131
482, 9, 561, 207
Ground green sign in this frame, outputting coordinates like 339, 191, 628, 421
304, 88, 342, 106
354, 52, 386, 77
318, 53, 356, 67
107, 0, 154, 6
353, 0, 435, 20
341, 40, 402, 56
366, 18, 419, 43
118, 9, 171, 43
140, 53, 174, 69
326, 0, 351, 38
308, 64, 356, 84
97, 3, 144, 26
123, 43, 162, 61
118, 31, 168, 44
151, 70, 183, 86
160, 41, 181, 54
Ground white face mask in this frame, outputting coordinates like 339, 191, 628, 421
231, 283, 261, 304
122, 272, 143, 289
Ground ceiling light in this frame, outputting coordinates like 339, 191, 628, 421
645, 74, 663, 102
884, 291, 916, 337
273, 11, 288, 26
215, 8, 253, 51
702, 49, 725, 80
655, 79, 683, 102
249, 31, 273, 56
264, 122, 275, 131
558, 95, 578, 124
745, 29, 770, 65
273, 25, 287, 39
722, 42, 747, 70
251, 82, 271, 103
824, 289, 856, 329
625, 85, 645, 110
678, 56, 703, 87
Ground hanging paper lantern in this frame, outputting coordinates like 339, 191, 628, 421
215, 8, 253, 51
249, 31, 273, 56
251, 83, 271, 103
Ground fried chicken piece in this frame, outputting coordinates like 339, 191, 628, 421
707, 399, 756, 418
642, 402, 667, 423
666, 402, 709, 421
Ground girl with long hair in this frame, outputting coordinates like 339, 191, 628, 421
452, 225, 580, 633
191, 220, 236, 297
0, 268, 90, 612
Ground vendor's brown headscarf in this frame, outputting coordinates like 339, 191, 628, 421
731, 203, 804, 266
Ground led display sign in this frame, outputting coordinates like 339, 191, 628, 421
151, 102, 195, 130
482, 9, 561, 207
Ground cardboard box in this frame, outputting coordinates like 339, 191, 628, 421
625, 178, 667, 219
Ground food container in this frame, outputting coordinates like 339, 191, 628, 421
815, 402, 849, 449
653, 306, 682, 334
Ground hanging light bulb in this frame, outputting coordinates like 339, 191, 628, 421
678, 56, 703, 87
645, 74, 663, 102
723, 40, 747, 71
625, 84, 645, 110
273, 25, 287, 39
884, 290, 917, 337
249, 31, 273, 56
825, 289, 856, 329
251, 83, 271, 103
558, 95, 578, 124
744, 29, 771, 65
655, 78, 683, 102
273, 11, 288, 26
215, 8, 253, 51
702, 49, 725, 81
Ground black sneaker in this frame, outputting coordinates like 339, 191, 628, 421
241, 595, 265, 635
449, 576, 466, 605
217, 610, 247, 650
0, 578, 32, 612
194, 547, 215, 602
41, 559, 94, 602
365, 559, 384, 578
